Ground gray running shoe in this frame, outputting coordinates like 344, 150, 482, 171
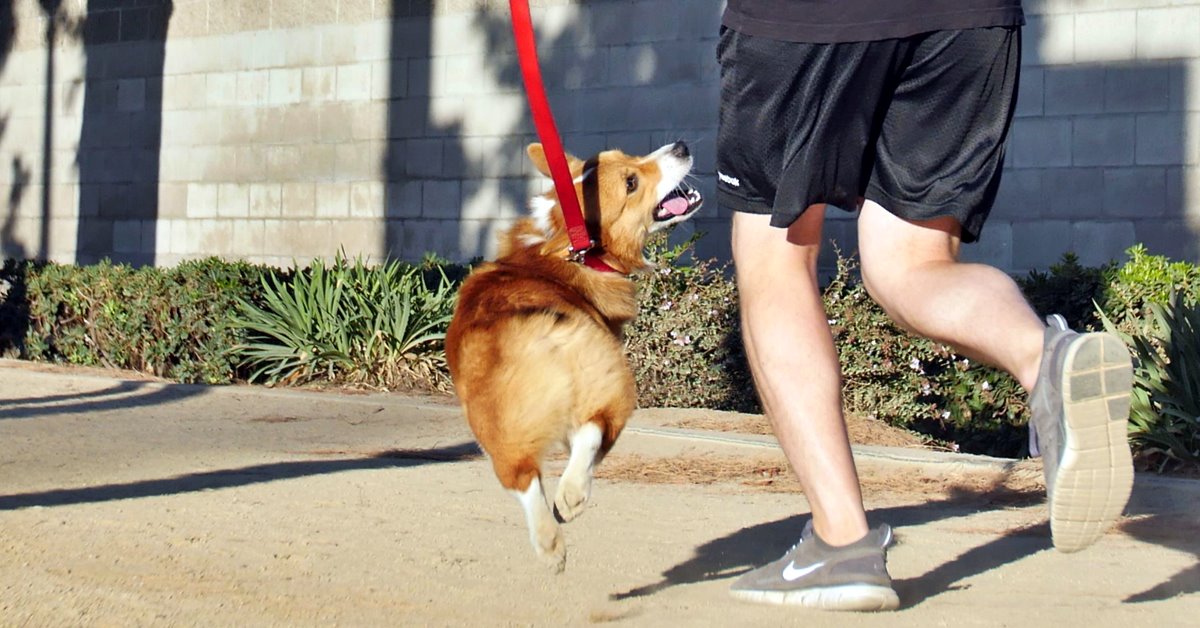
1028, 314, 1134, 553
729, 521, 899, 612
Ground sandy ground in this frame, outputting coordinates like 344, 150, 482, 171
1, 362, 1197, 626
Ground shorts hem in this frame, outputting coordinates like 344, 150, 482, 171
864, 188, 986, 243
718, 187, 773, 215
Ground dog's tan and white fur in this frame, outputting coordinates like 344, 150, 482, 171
445, 141, 701, 572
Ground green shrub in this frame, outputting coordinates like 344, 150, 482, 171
825, 254, 1027, 456
21, 258, 273, 383
232, 253, 457, 392
626, 235, 758, 412
1102, 293, 1200, 471
1017, 253, 1113, 331
1101, 244, 1200, 338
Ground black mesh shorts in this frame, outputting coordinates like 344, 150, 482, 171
716, 26, 1021, 243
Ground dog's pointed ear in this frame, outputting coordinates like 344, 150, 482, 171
527, 143, 583, 178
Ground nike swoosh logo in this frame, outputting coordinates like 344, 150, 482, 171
782, 559, 826, 581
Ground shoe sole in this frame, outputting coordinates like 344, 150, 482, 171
731, 585, 900, 612
1051, 332, 1134, 553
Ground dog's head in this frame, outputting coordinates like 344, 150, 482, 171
522, 141, 703, 272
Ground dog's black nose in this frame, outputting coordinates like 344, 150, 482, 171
670, 141, 690, 159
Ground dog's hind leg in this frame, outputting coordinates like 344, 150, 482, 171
498, 457, 566, 573
553, 421, 604, 524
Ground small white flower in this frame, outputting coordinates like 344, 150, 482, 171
941, 410, 951, 420
981, 381, 992, 391
660, 300, 674, 311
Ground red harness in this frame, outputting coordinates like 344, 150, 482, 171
509, 0, 618, 273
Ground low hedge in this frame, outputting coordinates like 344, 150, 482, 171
1, 242, 1196, 467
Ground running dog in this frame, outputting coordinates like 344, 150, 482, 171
445, 141, 702, 572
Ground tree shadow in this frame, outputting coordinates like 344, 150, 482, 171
74, 1, 173, 265
0, 379, 210, 420
0, 441, 482, 511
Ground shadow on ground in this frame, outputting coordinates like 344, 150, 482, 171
0, 442, 482, 511
611, 479, 1199, 608
0, 380, 208, 420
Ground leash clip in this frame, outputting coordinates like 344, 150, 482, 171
567, 241, 598, 265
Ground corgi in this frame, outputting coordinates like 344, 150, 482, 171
445, 141, 702, 572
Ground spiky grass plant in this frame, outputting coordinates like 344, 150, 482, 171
233, 253, 456, 392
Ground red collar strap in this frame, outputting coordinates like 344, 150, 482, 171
509, 0, 618, 273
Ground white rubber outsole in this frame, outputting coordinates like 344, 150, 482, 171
731, 584, 900, 612
1050, 332, 1135, 553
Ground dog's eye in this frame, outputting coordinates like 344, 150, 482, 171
625, 174, 638, 194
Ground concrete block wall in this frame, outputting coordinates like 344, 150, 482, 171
0, 0, 1197, 274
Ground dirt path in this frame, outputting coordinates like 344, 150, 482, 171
1, 364, 1197, 626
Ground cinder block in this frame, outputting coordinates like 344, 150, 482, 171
462, 92, 529, 136
350, 102, 388, 140
1044, 66, 1105, 116
370, 60, 398, 100
1103, 167, 1168, 218
316, 183, 351, 217
187, 183, 218, 218
330, 220, 384, 258
336, 63, 373, 101
1135, 219, 1199, 261
993, 169, 1047, 219
335, 141, 384, 182
162, 73, 207, 111
1016, 67, 1045, 117
207, 72, 238, 108
159, 183, 188, 218
218, 183, 251, 218
302, 67, 337, 103
250, 183, 283, 218
209, 0, 271, 35
1105, 65, 1172, 113
318, 102, 356, 142
269, 69, 303, 106
1009, 118, 1073, 168
112, 220, 142, 253
273, 1, 337, 30
1073, 115, 1136, 166
422, 180, 462, 219
236, 70, 270, 107
282, 182, 317, 218
1135, 113, 1186, 166
386, 181, 424, 219
235, 145, 270, 183
1012, 220, 1074, 272
195, 219, 236, 257
232, 219, 268, 257
1045, 167, 1106, 218
1071, 220, 1137, 266
462, 179, 503, 221
1137, 7, 1200, 60
275, 105, 321, 144
406, 139, 444, 177
1075, 11, 1136, 63
350, 181, 385, 218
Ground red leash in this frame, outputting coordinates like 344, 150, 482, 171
509, 0, 616, 273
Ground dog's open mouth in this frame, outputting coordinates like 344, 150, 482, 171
654, 183, 703, 222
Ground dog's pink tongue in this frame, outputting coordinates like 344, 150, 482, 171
661, 196, 690, 216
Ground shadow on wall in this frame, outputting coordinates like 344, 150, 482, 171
0, 0, 25, 260
383, 2, 721, 264
74, 1, 173, 266
1003, 58, 1197, 269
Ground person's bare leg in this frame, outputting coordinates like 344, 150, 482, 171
856, 200, 1044, 389
732, 209, 868, 546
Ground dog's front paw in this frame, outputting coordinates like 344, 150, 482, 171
535, 525, 567, 574
553, 479, 591, 523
